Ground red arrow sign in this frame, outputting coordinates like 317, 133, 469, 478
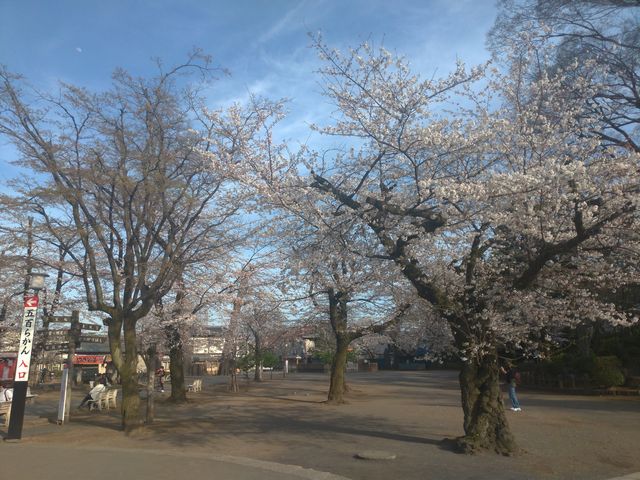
24, 295, 39, 308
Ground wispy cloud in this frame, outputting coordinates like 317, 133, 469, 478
255, 0, 315, 46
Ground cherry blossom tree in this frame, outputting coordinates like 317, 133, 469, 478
489, 0, 640, 153
307, 37, 638, 453
229, 263, 290, 383
271, 186, 411, 402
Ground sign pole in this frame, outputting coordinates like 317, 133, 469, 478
6, 293, 40, 441
64, 311, 80, 422
57, 367, 70, 424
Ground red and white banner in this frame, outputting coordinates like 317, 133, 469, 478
14, 295, 39, 381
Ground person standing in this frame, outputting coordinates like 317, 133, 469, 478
155, 365, 165, 392
501, 362, 522, 411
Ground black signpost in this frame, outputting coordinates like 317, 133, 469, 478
5, 274, 107, 436
6, 272, 48, 442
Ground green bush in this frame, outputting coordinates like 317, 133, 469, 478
261, 351, 279, 369
236, 353, 256, 372
590, 356, 625, 388
313, 348, 357, 366
313, 350, 334, 365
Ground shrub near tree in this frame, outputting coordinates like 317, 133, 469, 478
591, 356, 626, 388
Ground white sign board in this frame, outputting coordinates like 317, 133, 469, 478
14, 295, 39, 382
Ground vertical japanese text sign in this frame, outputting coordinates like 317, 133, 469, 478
14, 294, 39, 381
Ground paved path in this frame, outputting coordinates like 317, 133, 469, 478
0, 443, 349, 480
3, 371, 639, 480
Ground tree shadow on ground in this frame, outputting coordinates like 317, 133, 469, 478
145, 400, 457, 453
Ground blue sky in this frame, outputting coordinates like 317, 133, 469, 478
0, 0, 497, 176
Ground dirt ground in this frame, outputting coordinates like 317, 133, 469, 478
4, 370, 640, 480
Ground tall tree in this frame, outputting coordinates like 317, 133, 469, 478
307, 38, 637, 453
0, 54, 281, 431
280, 198, 411, 404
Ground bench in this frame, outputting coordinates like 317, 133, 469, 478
0, 393, 37, 426
88, 389, 118, 412
187, 378, 202, 392
0, 402, 10, 427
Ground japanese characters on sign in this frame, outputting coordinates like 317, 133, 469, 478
80, 323, 101, 331
14, 295, 39, 381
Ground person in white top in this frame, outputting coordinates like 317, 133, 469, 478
78, 382, 106, 408
0, 384, 13, 402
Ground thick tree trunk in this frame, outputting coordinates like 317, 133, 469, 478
455, 350, 518, 455
326, 287, 351, 404
109, 315, 143, 433
165, 325, 187, 403
224, 282, 244, 391
122, 321, 142, 432
120, 362, 142, 432
143, 344, 157, 424
168, 345, 187, 402
327, 334, 350, 404
164, 280, 188, 402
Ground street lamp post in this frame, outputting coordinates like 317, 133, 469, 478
6, 272, 48, 441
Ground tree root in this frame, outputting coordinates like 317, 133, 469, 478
452, 434, 520, 456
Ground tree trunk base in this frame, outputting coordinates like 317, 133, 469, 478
167, 395, 189, 404
456, 349, 520, 456
324, 396, 347, 405
124, 426, 151, 439
449, 434, 520, 456
123, 422, 147, 436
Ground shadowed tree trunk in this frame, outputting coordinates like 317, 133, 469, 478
455, 346, 517, 455
324, 287, 407, 404
328, 334, 350, 403
164, 278, 189, 403
327, 287, 351, 404
109, 315, 144, 432
166, 324, 187, 403
142, 344, 157, 424
225, 275, 246, 393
